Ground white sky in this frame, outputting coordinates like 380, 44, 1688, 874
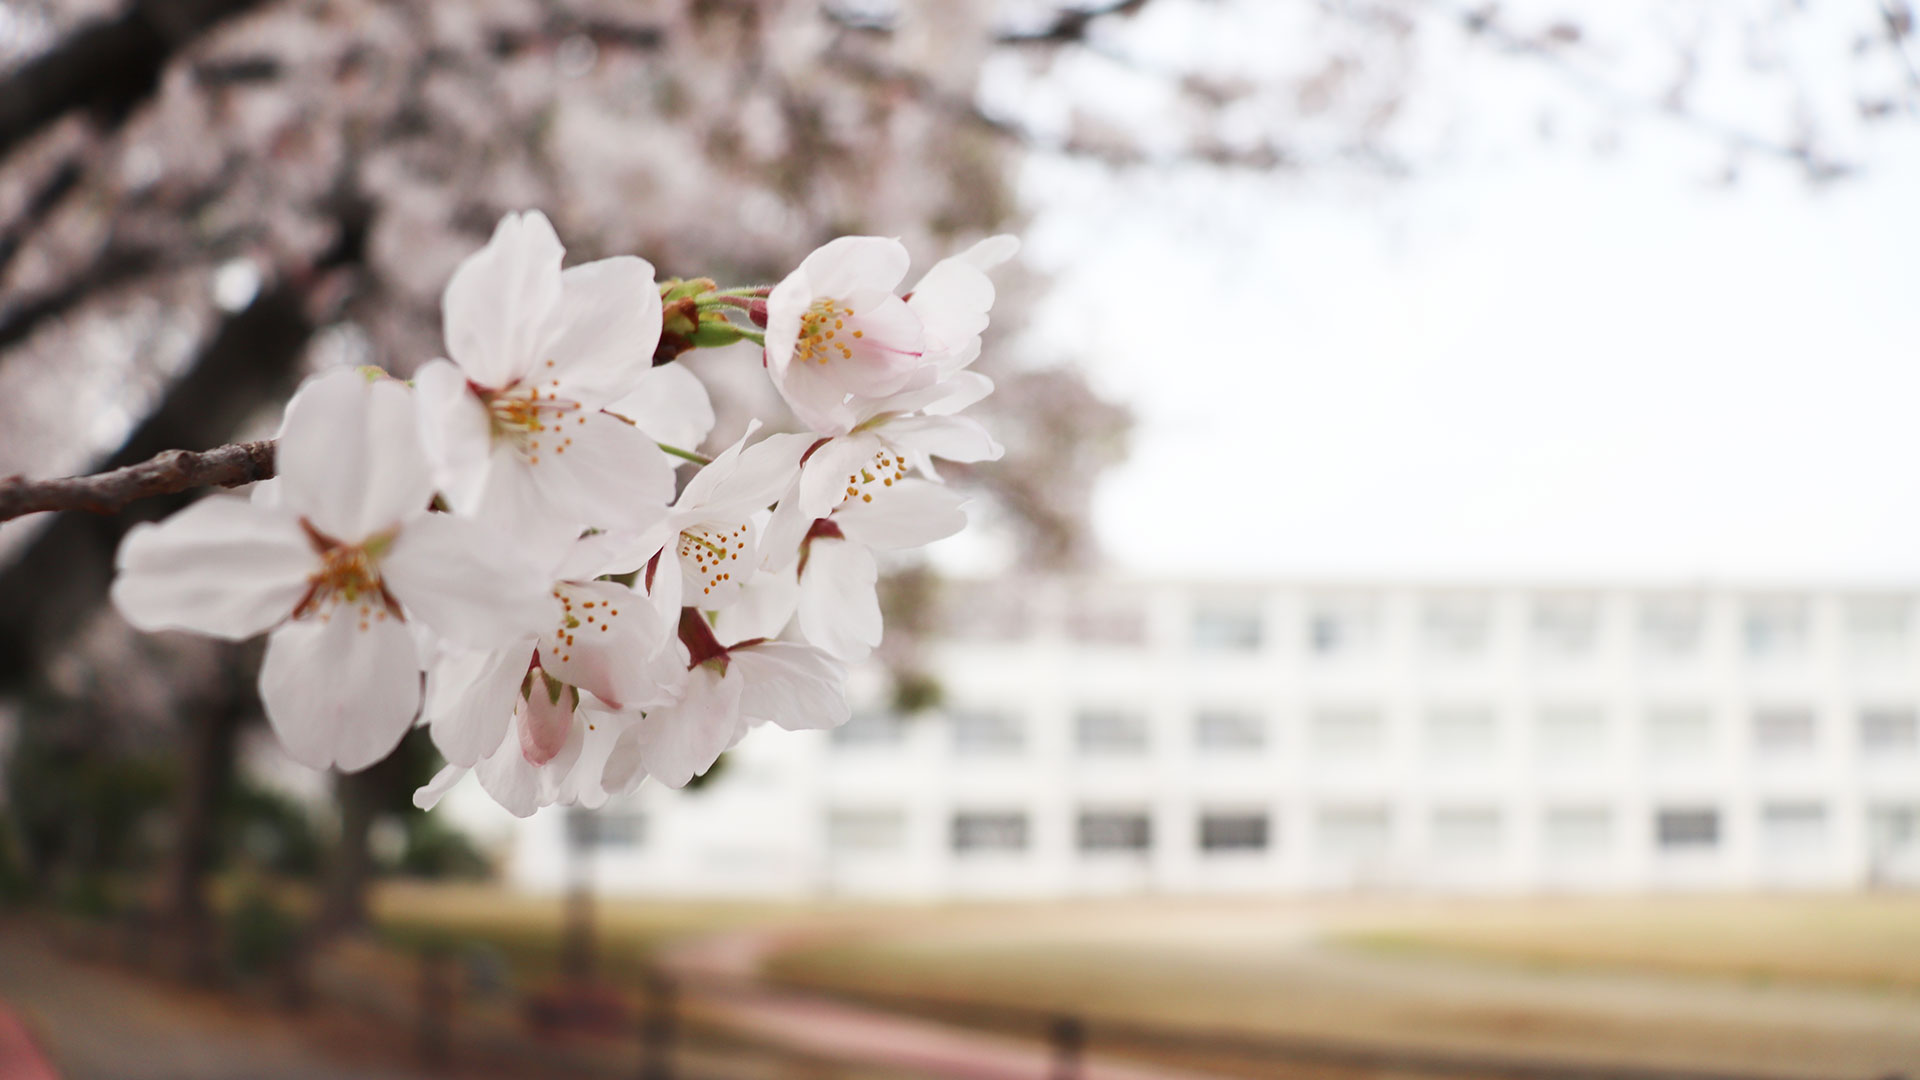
993, 0, 1920, 584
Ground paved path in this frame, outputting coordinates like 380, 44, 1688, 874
0, 924, 428, 1080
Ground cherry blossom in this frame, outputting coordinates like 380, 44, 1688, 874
421, 536, 683, 770
613, 425, 814, 619
764, 237, 935, 434
412, 211, 675, 546
111, 369, 549, 771
626, 608, 849, 787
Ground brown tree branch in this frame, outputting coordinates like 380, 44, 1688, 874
0, 439, 275, 522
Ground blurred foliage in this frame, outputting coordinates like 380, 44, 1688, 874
222, 780, 322, 878
225, 882, 300, 975
393, 810, 490, 881
3, 711, 177, 894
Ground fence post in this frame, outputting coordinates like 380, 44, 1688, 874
639, 971, 676, 1080
1050, 1015, 1085, 1080
417, 947, 453, 1068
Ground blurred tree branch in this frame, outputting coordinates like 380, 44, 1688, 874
0, 0, 271, 160
0, 439, 276, 522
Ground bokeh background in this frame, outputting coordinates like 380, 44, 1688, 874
1, 1, 1919, 1078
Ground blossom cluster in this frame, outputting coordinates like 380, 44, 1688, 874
109, 212, 1011, 817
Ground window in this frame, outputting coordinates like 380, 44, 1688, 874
1656, 808, 1720, 850
1537, 706, 1607, 763
1316, 806, 1391, 857
1425, 707, 1497, 762
1200, 811, 1270, 852
951, 812, 1029, 853
1868, 804, 1920, 855
566, 809, 644, 848
1430, 807, 1501, 858
833, 709, 905, 747
1077, 810, 1151, 853
1543, 807, 1612, 859
1760, 802, 1827, 856
828, 809, 906, 853
1076, 708, 1150, 755
951, 708, 1025, 756
1422, 594, 1492, 657
1196, 709, 1266, 752
1845, 596, 1912, 658
1639, 595, 1705, 659
1307, 595, 1381, 658
1861, 708, 1919, 755
1753, 707, 1816, 756
1744, 596, 1810, 660
1533, 594, 1600, 657
1645, 707, 1713, 763
1192, 605, 1262, 652
1312, 708, 1385, 760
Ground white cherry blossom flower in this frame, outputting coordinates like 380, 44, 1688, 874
413, 210, 674, 546
764, 237, 933, 434
415, 691, 638, 818
624, 608, 849, 787
111, 370, 549, 772
613, 424, 814, 618
421, 535, 683, 770
758, 386, 999, 660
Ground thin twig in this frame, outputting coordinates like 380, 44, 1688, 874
0, 440, 276, 522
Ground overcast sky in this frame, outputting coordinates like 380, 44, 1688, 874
989, 0, 1920, 584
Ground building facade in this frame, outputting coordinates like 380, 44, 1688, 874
508, 579, 1920, 897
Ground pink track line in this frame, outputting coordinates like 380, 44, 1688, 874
0, 1005, 58, 1080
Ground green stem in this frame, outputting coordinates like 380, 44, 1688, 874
736, 328, 766, 347
657, 442, 712, 466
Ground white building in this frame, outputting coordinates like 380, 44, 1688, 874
507, 579, 1920, 898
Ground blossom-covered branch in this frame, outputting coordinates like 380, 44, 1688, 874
0, 440, 276, 523
104, 210, 1016, 818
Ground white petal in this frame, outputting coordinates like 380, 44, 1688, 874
634, 665, 744, 788
711, 569, 800, 645
796, 537, 880, 661
797, 434, 882, 521
833, 479, 967, 549
554, 701, 632, 809
884, 414, 1002, 465
919, 370, 995, 416
470, 444, 588, 557
276, 370, 434, 542
112, 497, 312, 639
543, 257, 663, 409
599, 724, 647, 800
908, 238, 1013, 375
259, 613, 422, 772
413, 763, 469, 810
794, 236, 912, 300
381, 512, 551, 649
442, 211, 564, 389
424, 644, 531, 767
522, 410, 676, 534
608, 363, 715, 451
413, 359, 493, 515
678, 430, 812, 524
731, 641, 850, 731
542, 581, 683, 709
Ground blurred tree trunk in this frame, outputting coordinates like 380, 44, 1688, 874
166, 668, 247, 983
320, 768, 378, 933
